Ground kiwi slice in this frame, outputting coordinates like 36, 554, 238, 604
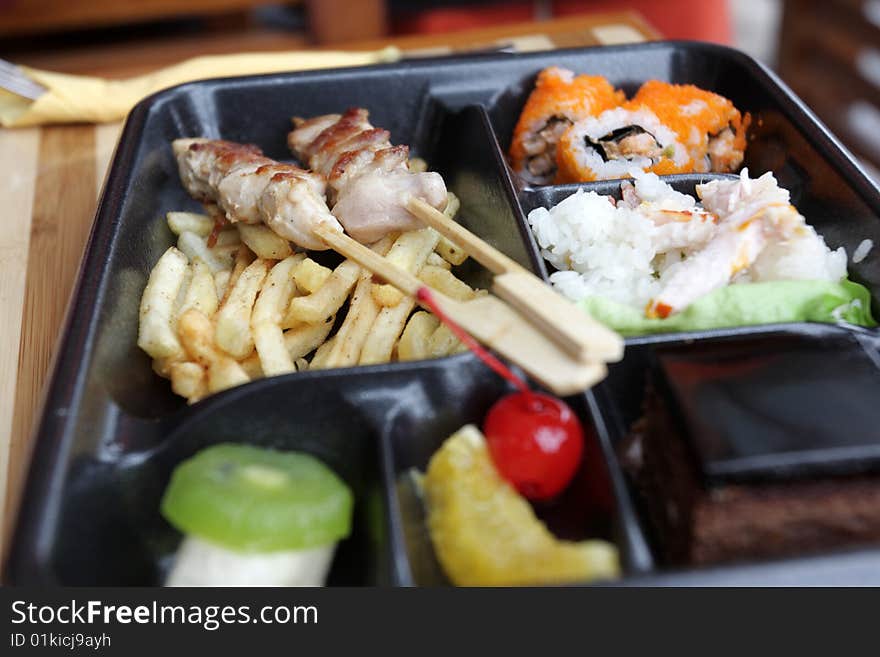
161, 443, 353, 552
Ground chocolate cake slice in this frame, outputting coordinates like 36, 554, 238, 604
624, 333, 880, 566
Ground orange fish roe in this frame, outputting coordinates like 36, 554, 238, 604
509, 67, 624, 182
645, 158, 684, 176
629, 80, 750, 173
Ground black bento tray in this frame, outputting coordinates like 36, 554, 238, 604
8, 41, 880, 586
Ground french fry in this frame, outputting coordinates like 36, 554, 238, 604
237, 223, 293, 260
138, 246, 189, 361
324, 237, 395, 366
418, 265, 477, 301
293, 258, 333, 294
283, 259, 360, 326
427, 324, 462, 358
177, 231, 235, 272
169, 361, 207, 403
252, 255, 303, 326
295, 357, 309, 372
221, 245, 256, 306
177, 309, 249, 393
452, 340, 470, 354
167, 211, 213, 236
214, 270, 231, 300
283, 317, 335, 361
252, 255, 303, 375
408, 157, 428, 173
435, 236, 467, 266
172, 261, 194, 321
445, 191, 461, 218
371, 228, 439, 307
177, 308, 217, 364
325, 275, 379, 368
434, 192, 468, 266
359, 298, 415, 365
214, 258, 270, 359
309, 336, 337, 370
214, 229, 241, 248
397, 311, 439, 361
426, 251, 451, 270
178, 258, 219, 319
208, 358, 252, 393
239, 352, 263, 379
253, 323, 294, 376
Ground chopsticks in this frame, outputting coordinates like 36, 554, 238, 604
405, 197, 624, 364
312, 216, 622, 396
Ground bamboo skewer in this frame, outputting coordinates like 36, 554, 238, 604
312, 223, 607, 395
406, 197, 624, 364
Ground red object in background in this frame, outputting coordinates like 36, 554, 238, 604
391, 0, 732, 45
391, 1, 535, 33
555, 0, 731, 43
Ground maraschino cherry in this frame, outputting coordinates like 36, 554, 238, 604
416, 287, 584, 501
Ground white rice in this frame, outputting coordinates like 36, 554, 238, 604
528, 171, 850, 311
853, 238, 874, 263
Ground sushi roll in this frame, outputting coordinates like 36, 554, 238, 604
555, 106, 692, 182
509, 67, 624, 184
161, 443, 353, 586
555, 81, 750, 183
632, 81, 750, 173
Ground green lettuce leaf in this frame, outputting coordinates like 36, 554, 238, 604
579, 280, 877, 336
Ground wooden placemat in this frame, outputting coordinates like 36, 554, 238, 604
0, 12, 655, 561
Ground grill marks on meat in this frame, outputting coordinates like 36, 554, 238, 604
172, 138, 341, 251
288, 108, 448, 244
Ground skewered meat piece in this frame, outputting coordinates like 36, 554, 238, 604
288, 108, 448, 244
172, 138, 341, 251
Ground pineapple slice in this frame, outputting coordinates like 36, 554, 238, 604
424, 425, 620, 586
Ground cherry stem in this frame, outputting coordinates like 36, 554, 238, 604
417, 287, 530, 395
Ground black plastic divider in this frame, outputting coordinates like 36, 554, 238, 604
427, 104, 546, 287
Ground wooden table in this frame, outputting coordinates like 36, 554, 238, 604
0, 11, 658, 560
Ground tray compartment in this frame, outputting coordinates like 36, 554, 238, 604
482, 43, 880, 303
8, 370, 397, 585
65, 91, 539, 427
379, 369, 652, 586
588, 323, 880, 582
514, 173, 880, 341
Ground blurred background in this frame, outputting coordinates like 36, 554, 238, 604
0, 0, 878, 176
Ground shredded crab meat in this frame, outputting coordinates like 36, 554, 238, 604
646, 170, 837, 317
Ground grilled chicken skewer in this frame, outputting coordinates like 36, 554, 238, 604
288, 108, 448, 243
172, 138, 342, 250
